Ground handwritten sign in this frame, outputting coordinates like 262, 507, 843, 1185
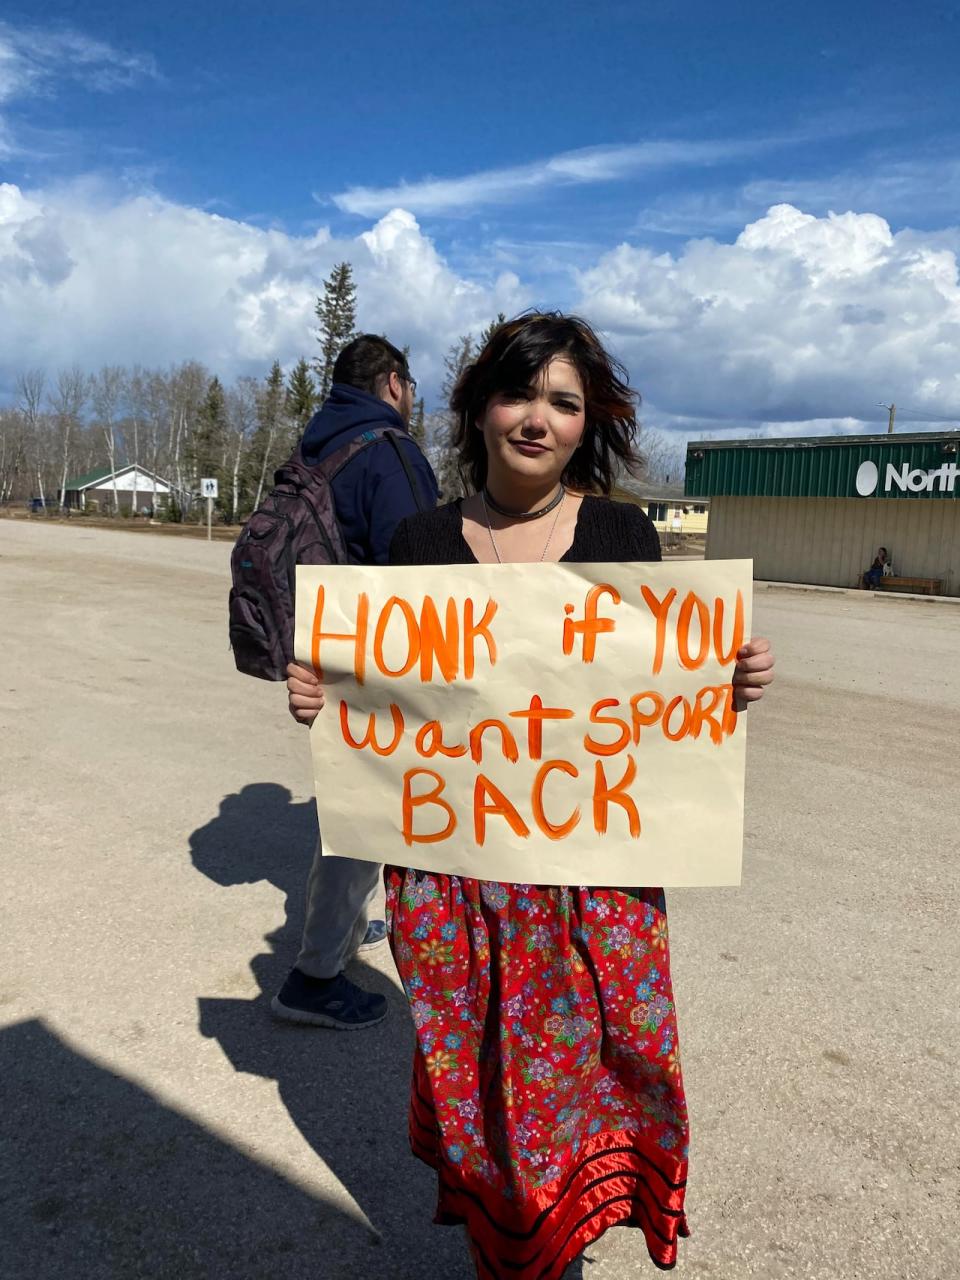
294, 560, 753, 887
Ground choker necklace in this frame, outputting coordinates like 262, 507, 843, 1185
481, 488, 566, 565
482, 485, 564, 521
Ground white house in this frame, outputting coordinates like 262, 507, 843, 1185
61, 465, 175, 514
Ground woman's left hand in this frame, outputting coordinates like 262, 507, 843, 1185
732, 637, 775, 711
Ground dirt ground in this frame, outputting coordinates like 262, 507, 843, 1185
1, 521, 958, 1280
1, 509, 241, 541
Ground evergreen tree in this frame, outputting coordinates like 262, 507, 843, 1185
314, 262, 358, 400
409, 396, 426, 448
286, 357, 317, 448
399, 344, 427, 446
433, 334, 475, 500
441, 334, 475, 407
478, 312, 507, 351
189, 376, 229, 515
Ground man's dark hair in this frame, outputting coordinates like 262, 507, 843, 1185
331, 334, 411, 397
451, 311, 643, 495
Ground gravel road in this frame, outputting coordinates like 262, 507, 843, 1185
1, 521, 957, 1280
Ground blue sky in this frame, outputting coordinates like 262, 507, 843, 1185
2, 1, 959, 435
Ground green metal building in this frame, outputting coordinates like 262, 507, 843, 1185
685, 431, 960, 596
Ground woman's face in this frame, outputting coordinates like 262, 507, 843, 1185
477, 356, 586, 490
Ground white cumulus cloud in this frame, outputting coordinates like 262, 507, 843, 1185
2, 183, 958, 433
577, 203, 960, 426
0, 180, 525, 395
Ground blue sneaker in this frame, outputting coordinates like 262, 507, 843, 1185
271, 969, 387, 1030
358, 919, 388, 951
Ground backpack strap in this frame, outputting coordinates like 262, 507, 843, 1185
383, 429, 426, 512
319, 427, 427, 513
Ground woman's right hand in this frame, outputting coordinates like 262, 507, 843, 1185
286, 661, 326, 725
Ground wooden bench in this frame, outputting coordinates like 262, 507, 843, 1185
876, 576, 943, 596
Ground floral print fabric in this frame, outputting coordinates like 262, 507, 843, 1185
385, 868, 690, 1277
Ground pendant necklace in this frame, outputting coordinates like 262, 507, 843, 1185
481, 488, 566, 565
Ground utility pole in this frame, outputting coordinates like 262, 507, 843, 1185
879, 402, 896, 433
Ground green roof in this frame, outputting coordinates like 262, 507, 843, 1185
685, 430, 960, 500
63, 465, 115, 490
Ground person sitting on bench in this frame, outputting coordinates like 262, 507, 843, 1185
862, 546, 890, 589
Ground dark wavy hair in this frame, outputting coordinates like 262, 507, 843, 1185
451, 312, 642, 494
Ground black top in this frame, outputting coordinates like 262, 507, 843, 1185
389, 495, 662, 566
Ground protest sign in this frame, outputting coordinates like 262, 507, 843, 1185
294, 560, 753, 886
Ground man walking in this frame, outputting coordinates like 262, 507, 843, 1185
272, 334, 438, 1030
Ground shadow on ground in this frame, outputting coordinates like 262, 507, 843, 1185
0, 1018, 367, 1280
189, 785, 591, 1279
190, 783, 504, 1279
3, 788, 590, 1279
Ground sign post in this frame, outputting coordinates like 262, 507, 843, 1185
200, 478, 218, 541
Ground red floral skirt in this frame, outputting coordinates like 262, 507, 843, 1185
384, 869, 690, 1279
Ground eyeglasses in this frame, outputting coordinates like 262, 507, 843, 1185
405, 375, 417, 394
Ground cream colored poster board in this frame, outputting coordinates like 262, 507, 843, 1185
294, 560, 753, 887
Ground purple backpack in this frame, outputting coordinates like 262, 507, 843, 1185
229, 428, 423, 680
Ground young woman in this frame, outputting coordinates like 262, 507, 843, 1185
288, 313, 774, 1278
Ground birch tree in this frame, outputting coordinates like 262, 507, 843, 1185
167, 361, 208, 519
126, 365, 151, 513
0, 408, 27, 503
17, 370, 47, 507
226, 376, 258, 522
637, 427, 686, 486
89, 366, 126, 513
249, 361, 287, 510
141, 369, 171, 514
50, 367, 86, 512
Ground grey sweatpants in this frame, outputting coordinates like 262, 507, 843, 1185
295, 837, 382, 979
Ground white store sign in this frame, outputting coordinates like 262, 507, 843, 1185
201, 478, 219, 499
855, 460, 959, 497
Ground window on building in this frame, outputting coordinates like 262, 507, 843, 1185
648, 502, 668, 521
693, 504, 706, 514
